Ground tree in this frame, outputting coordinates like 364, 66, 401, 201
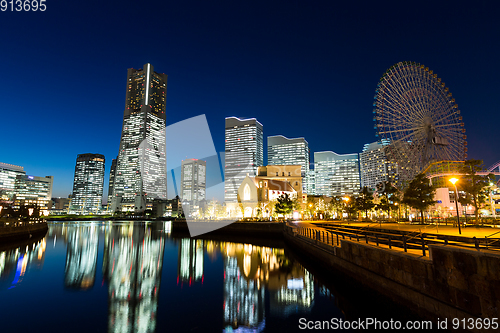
403, 173, 437, 223
306, 196, 315, 219
343, 196, 358, 220
457, 191, 472, 224
376, 181, 399, 218
275, 193, 294, 217
460, 159, 495, 225
356, 187, 375, 219
330, 196, 344, 219
292, 197, 302, 211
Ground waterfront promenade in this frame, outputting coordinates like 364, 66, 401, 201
298, 220, 500, 238
0, 219, 48, 242
284, 220, 500, 332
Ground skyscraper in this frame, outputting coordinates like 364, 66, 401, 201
70, 153, 105, 214
268, 135, 309, 193
14, 175, 53, 213
112, 63, 168, 212
224, 117, 263, 204
359, 140, 398, 190
0, 162, 26, 201
180, 158, 206, 207
314, 151, 360, 197
267, 135, 309, 177
107, 158, 117, 206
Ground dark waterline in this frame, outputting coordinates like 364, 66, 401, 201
0, 221, 424, 332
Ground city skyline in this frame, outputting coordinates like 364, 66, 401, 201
1, 1, 499, 199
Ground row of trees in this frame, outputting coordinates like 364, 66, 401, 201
195, 159, 495, 222
327, 159, 495, 224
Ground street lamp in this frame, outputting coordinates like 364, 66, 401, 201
449, 177, 461, 235
342, 196, 350, 221
394, 202, 400, 222
489, 182, 496, 218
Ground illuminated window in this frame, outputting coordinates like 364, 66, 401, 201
244, 184, 251, 201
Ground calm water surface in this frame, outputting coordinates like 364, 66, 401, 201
0, 221, 420, 332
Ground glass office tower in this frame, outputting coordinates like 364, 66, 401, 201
267, 135, 309, 177
359, 140, 398, 190
112, 63, 168, 212
181, 158, 206, 207
224, 117, 263, 203
314, 151, 360, 197
70, 153, 105, 214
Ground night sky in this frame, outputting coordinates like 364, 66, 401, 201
1, 0, 499, 199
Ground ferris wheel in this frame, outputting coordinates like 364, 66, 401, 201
373, 61, 467, 183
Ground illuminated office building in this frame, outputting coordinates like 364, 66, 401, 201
0, 162, 25, 201
314, 151, 360, 197
267, 135, 309, 177
70, 153, 105, 214
359, 140, 398, 190
268, 135, 309, 193
14, 175, 53, 212
180, 159, 206, 207
107, 157, 117, 207
112, 63, 168, 212
224, 117, 263, 204
305, 169, 316, 195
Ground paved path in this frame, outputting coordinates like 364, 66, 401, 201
294, 221, 500, 238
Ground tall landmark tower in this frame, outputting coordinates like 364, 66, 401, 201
112, 63, 168, 212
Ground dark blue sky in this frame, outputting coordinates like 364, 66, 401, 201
1, 0, 499, 198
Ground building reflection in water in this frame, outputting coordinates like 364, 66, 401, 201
0, 238, 46, 290
177, 239, 204, 285
220, 242, 315, 332
64, 224, 99, 289
103, 223, 165, 333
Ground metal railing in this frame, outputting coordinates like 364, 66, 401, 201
293, 224, 500, 256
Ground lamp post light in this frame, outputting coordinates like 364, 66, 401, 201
394, 202, 400, 222
489, 182, 496, 218
342, 196, 350, 221
449, 178, 461, 235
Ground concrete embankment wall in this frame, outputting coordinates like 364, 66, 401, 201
284, 227, 499, 332
0, 222, 48, 242
172, 221, 284, 238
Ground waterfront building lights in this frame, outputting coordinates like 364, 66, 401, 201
449, 177, 461, 235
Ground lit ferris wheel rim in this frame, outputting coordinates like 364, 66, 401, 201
373, 61, 467, 181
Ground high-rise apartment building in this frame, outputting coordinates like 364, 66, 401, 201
267, 135, 309, 176
314, 151, 360, 197
359, 140, 398, 190
107, 158, 117, 206
224, 117, 263, 204
180, 158, 206, 207
70, 153, 105, 214
112, 63, 168, 212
